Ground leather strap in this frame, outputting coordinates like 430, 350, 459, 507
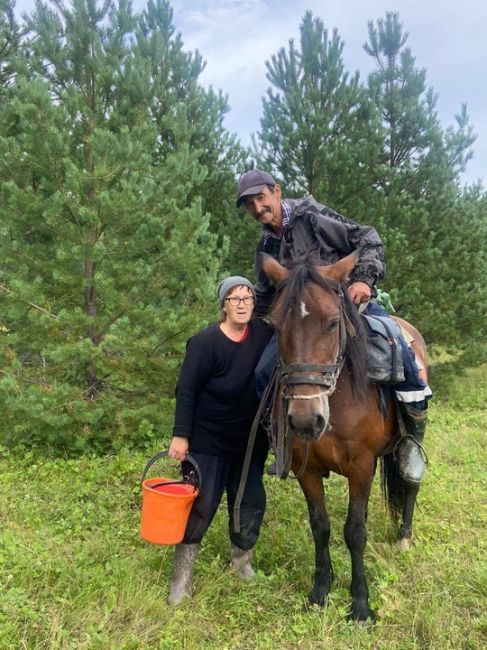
233, 365, 279, 533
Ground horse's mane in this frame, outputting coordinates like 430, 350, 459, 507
275, 257, 368, 396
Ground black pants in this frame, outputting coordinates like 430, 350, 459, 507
182, 448, 267, 550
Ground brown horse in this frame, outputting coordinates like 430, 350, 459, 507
261, 252, 428, 621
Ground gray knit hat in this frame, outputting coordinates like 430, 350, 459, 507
217, 276, 255, 307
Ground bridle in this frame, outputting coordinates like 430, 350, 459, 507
279, 284, 351, 402
266, 282, 353, 481
280, 360, 344, 400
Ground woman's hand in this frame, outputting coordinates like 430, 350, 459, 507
168, 436, 189, 461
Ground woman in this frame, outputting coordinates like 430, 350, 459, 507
167, 276, 273, 606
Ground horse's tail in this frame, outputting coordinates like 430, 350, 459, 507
380, 451, 406, 519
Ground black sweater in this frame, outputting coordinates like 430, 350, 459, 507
172, 320, 273, 456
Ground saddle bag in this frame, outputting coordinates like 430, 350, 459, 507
363, 314, 405, 384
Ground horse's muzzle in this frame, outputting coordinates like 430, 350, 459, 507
287, 398, 329, 440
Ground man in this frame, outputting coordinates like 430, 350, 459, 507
236, 169, 431, 486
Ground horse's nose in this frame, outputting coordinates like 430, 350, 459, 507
315, 413, 326, 434
288, 412, 326, 439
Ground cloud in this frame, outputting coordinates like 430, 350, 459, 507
175, 0, 270, 41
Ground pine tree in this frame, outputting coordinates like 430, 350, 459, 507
255, 11, 383, 219
0, 0, 234, 451
0, 0, 20, 91
364, 12, 476, 195
135, 0, 251, 276
363, 12, 484, 346
364, 12, 440, 173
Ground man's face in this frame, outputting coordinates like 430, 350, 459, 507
243, 185, 282, 230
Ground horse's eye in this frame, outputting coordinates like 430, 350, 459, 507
327, 319, 340, 332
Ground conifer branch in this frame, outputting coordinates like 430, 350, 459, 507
0, 283, 60, 319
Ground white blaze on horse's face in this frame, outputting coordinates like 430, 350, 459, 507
300, 301, 310, 319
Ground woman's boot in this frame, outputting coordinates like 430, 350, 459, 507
230, 543, 255, 579
167, 543, 200, 606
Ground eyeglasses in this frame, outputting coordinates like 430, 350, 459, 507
225, 296, 255, 306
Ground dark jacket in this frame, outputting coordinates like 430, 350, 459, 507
254, 196, 385, 316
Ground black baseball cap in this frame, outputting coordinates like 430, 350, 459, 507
236, 169, 276, 207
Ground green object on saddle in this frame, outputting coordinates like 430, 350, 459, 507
376, 289, 396, 314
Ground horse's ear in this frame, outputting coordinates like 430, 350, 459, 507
260, 253, 289, 285
316, 251, 358, 283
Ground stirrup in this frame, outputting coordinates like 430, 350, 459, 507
393, 434, 428, 465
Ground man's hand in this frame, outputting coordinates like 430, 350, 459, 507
348, 281, 371, 305
168, 436, 189, 461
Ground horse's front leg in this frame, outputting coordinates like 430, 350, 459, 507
299, 471, 333, 606
344, 467, 375, 621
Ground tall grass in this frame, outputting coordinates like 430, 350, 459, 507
1, 364, 486, 649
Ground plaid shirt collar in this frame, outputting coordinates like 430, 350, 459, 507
262, 200, 291, 242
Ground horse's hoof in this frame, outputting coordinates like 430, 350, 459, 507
307, 590, 326, 608
397, 536, 413, 551
348, 602, 376, 623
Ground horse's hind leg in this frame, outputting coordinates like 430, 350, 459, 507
299, 471, 333, 606
344, 467, 375, 621
381, 453, 420, 550
397, 483, 420, 551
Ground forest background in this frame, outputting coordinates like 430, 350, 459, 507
0, 0, 486, 453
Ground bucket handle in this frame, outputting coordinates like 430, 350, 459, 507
141, 451, 202, 492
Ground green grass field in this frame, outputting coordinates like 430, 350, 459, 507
1, 364, 486, 649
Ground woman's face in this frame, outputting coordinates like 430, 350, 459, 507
222, 285, 255, 326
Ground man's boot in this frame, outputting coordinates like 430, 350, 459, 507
230, 543, 255, 579
167, 543, 199, 606
396, 405, 428, 485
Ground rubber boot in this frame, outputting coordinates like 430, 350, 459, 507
230, 543, 255, 580
396, 405, 428, 485
167, 543, 199, 606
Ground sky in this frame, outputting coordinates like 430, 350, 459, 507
13, 0, 487, 186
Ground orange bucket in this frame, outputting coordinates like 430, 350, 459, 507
140, 451, 202, 545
